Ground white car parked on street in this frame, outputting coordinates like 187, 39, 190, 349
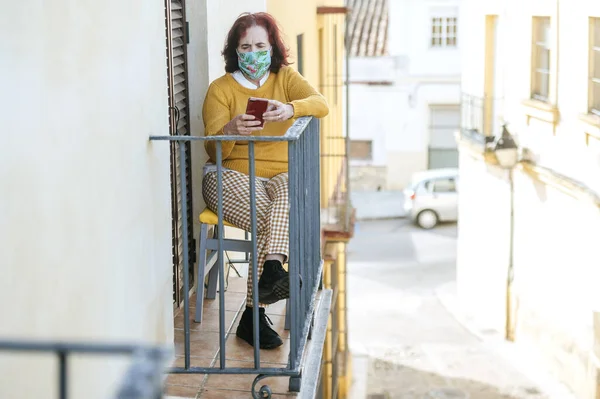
403, 168, 459, 229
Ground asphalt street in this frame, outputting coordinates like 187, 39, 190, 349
346, 219, 571, 399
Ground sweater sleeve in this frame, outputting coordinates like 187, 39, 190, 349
285, 68, 330, 118
202, 82, 236, 162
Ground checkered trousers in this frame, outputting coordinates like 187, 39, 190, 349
202, 170, 289, 306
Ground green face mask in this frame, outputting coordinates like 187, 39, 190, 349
236, 48, 272, 80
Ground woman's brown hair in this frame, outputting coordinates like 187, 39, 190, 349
222, 12, 291, 73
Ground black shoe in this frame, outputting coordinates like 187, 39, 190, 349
258, 260, 302, 305
235, 306, 283, 349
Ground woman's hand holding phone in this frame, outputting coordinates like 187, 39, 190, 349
223, 114, 263, 136
223, 98, 293, 135
262, 99, 294, 122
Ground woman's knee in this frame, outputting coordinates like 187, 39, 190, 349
268, 173, 289, 197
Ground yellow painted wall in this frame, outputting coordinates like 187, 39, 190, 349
267, 0, 346, 207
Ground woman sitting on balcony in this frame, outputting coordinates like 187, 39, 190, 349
202, 12, 329, 349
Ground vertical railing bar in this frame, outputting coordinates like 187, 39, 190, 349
58, 351, 67, 399
216, 141, 226, 369
179, 142, 191, 370
248, 142, 261, 367
313, 120, 321, 292
288, 137, 299, 370
313, 123, 318, 289
301, 130, 308, 323
296, 132, 304, 360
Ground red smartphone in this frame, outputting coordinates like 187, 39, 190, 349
245, 97, 269, 128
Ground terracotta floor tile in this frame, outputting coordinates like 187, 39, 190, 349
225, 275, 250, 293
198, 387, 251, 399
165, 373, 204, 388
177, 290, 247, 312
204, 361, 291, 394
224, 334, 291, 365
163, 384, 200, 398
201, 291, 248, 312
167, 356, 212, 381
199, 387, 296, 398
265, 300, 287, 316
170, 355, 215, 368
174, 331, 221, 360
174, 308, 240, 333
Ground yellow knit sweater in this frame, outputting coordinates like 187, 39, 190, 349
202, 66, 329, 179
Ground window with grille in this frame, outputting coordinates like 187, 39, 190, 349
531, 17, 551, 102
431, 17, 457, 47
590, 18, 600, 115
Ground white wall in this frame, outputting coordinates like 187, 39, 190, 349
458, 0, 600, 395
389, 0, 462, 76
350, 0, 462, 190
0, 1, 174, 398
188, 0, 266, 238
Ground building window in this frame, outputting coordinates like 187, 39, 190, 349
349, 140, 373, 161
431, 17, 457, 47
297, 34, 304, 76
590, 18, 600, 115
531, 17, 551, 102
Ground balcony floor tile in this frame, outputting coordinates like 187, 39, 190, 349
163, 384, 200, 398
168, 268, 296, 396
199, 387, 296, 398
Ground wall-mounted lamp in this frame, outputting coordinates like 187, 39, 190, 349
492, 125, 519, 169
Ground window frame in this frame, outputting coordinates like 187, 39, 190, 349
531, 16, 552, 102
431, 16, 458, 48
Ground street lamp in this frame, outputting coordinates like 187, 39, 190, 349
491, 124, 519, 341
492, 124, 519, 169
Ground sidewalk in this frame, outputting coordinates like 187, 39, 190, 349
351, 190, 406, 220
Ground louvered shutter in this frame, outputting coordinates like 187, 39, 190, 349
165, 0, 195, 306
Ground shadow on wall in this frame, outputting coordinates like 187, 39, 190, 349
366, 358, 542, 399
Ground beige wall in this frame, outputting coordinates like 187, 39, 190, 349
511, 169, 600, 398
0, 1, 174, 398
266, 0, 320, 86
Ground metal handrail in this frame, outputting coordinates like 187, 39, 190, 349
150, 116, 324, 398
0, 340, 171, 399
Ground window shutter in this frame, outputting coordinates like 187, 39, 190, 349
165, 0, 194, 306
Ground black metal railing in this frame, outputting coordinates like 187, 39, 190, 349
461, 93, 504, 137
0, 340, 171, 399
150, 116, 329, 398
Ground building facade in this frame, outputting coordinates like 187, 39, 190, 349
348, 0, 462, 191
1, 1, 351, 398
457, 0, 600, 397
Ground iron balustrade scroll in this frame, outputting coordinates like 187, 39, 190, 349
149, 116, 323, 398
0, 340, 171, 399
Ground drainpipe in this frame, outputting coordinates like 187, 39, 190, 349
344, 9, 352, 230
506, 167, 516, 341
